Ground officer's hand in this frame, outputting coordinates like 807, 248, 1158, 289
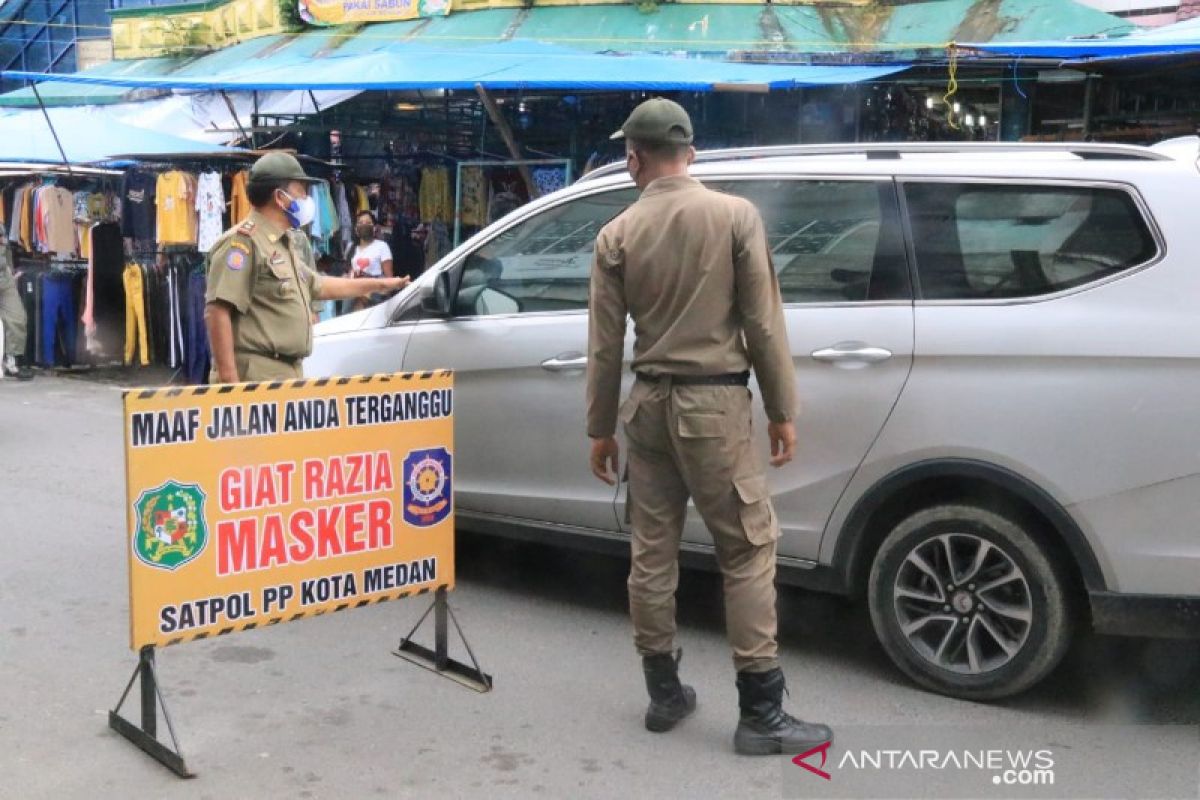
380, 276, 411, 293
768, 421, 796, 467
590, 436, 620, 485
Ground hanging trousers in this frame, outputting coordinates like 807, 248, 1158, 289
17, 272, 37, 364
123, 263, 149, 366
185, 270, 210, 384
40, 273, 77, 367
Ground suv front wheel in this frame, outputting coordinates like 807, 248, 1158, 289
867, 504, 1073, 700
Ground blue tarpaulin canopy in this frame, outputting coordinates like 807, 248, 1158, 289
0, 107, 242, 163
960, 39, 1200, 60
960, 16, 1200, 62
1, 41, 906, 93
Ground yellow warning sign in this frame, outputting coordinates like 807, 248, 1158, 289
122, 372, 455, 650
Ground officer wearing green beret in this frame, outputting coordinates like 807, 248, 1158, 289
586, 98, 833, 755
204, 152, 409, 383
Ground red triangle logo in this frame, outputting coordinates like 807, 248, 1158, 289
792, 740, 833, 781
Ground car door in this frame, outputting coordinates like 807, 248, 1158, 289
617, 176, 915, 562
400, 185, 639, 532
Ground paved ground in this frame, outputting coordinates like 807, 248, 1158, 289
1, 374, 1198, 799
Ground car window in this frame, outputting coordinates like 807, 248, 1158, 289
714, 179, 910, 304
904, 183, 1158, 300
456, 179, 909, 317
458, 188, 637, 316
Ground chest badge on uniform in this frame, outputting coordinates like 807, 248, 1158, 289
226, 241, 250, 271
269, 251, 286, 267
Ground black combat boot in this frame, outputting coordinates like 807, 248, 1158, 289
642, 650, 697, 733
734, 668, 832, 756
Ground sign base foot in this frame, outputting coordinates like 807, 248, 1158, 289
108, 646, 193, 778
394, 586, 492, 693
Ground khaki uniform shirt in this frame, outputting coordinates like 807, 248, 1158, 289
586, 175, 797, 438
205, 210, 324, 360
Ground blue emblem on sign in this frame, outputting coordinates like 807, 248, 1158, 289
402, 447, 453, 527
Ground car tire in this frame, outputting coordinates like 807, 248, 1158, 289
867, 504, 1073, 701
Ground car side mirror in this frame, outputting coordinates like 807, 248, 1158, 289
422, 270, 453, 317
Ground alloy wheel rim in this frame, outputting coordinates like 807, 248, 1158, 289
892, 533, 1033, 675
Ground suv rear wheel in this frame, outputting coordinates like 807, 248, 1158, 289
867, 504, 1073, 700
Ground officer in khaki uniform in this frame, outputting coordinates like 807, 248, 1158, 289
587, 99, 832, 756
0, 226, 31, 380
205, 152, 409, 383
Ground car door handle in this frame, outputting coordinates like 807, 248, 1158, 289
811, 344, 893, 364
542, 353, 588, 371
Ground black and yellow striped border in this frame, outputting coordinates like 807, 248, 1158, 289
158, 582, 451, 648
124, 370, 454, 401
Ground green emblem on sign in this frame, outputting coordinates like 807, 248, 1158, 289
132, 481, 208, 571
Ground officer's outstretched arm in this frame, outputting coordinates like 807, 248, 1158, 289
317, 275, 411, 300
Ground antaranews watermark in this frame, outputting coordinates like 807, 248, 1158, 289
782, 724, 1198, 799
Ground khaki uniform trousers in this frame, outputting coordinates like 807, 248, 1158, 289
209, 351, 303, 384
0, 269, 26, 360
621, 377, 782, 673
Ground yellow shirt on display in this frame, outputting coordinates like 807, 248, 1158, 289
156, 171, 198, 245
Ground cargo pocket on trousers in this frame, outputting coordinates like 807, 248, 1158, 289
734, 474, 779, 545
678, 413, 726, 439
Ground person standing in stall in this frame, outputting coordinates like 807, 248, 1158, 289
204, 153, 410, 383
349, 211, 393, 310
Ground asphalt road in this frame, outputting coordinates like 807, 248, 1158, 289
1, 375, 1198, 799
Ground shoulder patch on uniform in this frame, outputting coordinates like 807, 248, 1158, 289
237, 219, 256, 235
603, 248, 624, 269
226, 240, 250, 271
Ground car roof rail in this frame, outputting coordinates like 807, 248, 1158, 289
577, 141, 1173, 183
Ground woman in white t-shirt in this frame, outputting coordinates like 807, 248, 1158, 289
350, 211, 393, 309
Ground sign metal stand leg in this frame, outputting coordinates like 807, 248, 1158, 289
395, 587, 492, 693
109, 646, 193, 778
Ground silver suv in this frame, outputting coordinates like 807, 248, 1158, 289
307, 141, 1200, 700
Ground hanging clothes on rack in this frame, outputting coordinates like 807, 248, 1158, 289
38, 183, 76, 256
352, 184, 370, 217
424, 221, 452, 268
418, 167, 452, 225
38, 268, 80, 366
17, 269, 37, 365
123, 261, 149, 367
160, 260, 184, 369
333, 179, 353, 255
389, 219, 425, 282
156, 170, 198, 247
230, 169, 251, 225
184, 262, 210, 384
459, 166, 488, 228
196, 171, 225, 254
121, 169, 157, 245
